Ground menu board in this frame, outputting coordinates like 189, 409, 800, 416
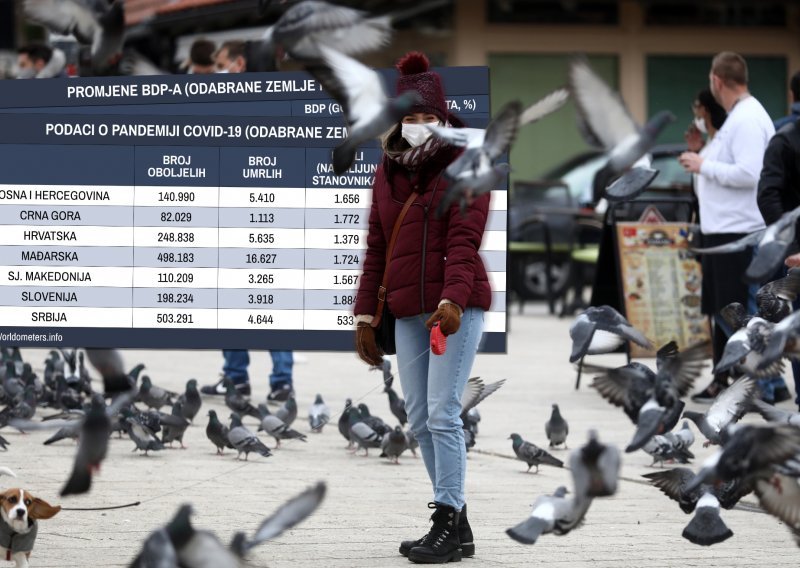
616, 221, 710, 357
0, 68, 507, 351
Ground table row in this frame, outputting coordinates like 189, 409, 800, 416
2, 205, 508, 230
0, 307, 506, 332
0, 267, 508, 291
0, 227, 507, 251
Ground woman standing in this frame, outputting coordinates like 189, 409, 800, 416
353, 52, 491, 564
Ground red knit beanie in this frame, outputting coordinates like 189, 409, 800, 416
396, 52, 447, 123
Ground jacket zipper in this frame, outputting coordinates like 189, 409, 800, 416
419, 174, 443, 315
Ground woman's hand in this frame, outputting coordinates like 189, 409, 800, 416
355, 322, 384, 366
684, 123, 704, 152
425, 303, 461, 336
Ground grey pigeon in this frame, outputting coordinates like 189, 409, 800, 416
23, 0, 124, 71
275, 396, 298, 427
348, 407, 382, 456
43, 420, 81, 446
381, 361, 407, 426
755, 268, 800, 323
544, 404, 569, 449
714, 317, 782, 378
509, 433, 564, 473
305, 44, 421, 174
137, 376, 175, 410
432, 100, 522, 216
176, 379, 202, 423
568, 57, 674, 203
750, 398, 800, 427
308, 394, 330, 433
754, 472, 800, 547
256, 0, 447, 69
380, 426, 409, 464
603, 166, 659, 202
691, 205, 800, 283
682, 377, 757, 446
460, 376, 506, 431
569, 305, 652, 363
338, 398, 354, 448
125, 418, 164, 456
161, 402, 190, 449
760, 307, 800, 369
357, 403, 390, 437
206, 410, 233, 455
84, 349, 135, 395
405, 429, 419, 457
164, 505, 240, 568
257, 404, 307, 448
227, 414, 272, 461
61, 395, 113, 495
224, 379, 260, 420
506, 486, 591, 544
571, 430, 621, 498
643, 468, 746, 546
229, 481, 327, 556
130, 526, 177, 568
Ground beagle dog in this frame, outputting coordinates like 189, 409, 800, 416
0, 489, 60, 568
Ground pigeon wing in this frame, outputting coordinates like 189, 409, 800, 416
568, 58, 639, 149
758, 267, 800, 303
483, 100, 522, 160
245, 482, 326, 549
755, 473, 800, 533
643, 468, 697, 508
519, 88, 570, 126
705, 377, 756, 432
590, 367, 636, 407
691, 230, 764, 253
23, 0, 98, 44
660, 341, 711, 398
460, 377, 506, 413
425, 125, 485, 149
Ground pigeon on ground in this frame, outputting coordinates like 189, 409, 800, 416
348, 407, 382, 456
206, 410, 233, 455
689, 423, 800, 490
177, 379, 202, 423
23, 0, 124, 71
229, 481, 327, 556
682, 377, 757, 446
754, 472, 800, 547
305, 45, 421, 174
224, 380, 261, 420
137, 376, 175, 410
338, 398, 354, 448
257, 404, 307, 448
384, 376, 408, 426
161, 402, 190, 449
380, 426, 409, 464
568, 57, 675, 203
275, 396, 298, 427
509, 433, 564, 473
569, 305, 652, 363
125, 418, 164, 456
570, 430, 621, 498
506, 486, 591, 544
406, 429, 419, 457
642, 434, 692, 467
228, 414, 272, 461
690, 205, 800, 283
545, 404, 569, 449
357, 403, 391, 438
308, 394, 331, 432
643, 468, 748, 546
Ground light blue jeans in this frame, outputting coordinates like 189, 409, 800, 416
395, 308, 484, 510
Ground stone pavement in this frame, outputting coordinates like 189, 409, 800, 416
7, 303, 799, 567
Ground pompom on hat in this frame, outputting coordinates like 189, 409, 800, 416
396, 51, 448, 123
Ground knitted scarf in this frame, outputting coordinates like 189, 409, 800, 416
383, 123, 449, 170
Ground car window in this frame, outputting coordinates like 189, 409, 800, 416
558, 154, 608, 204
651, 154, 692, 189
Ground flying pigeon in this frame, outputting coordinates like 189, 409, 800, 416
754, 472, 800, 547
642, 434, 694, 467
714, 317, 782, 378
690, 205, 800, 283
506, 486, 592, 545
760, 308, 800, 370
305, 45, 421, 174
23, 0, 125, 71
570, 430, 621, 498
509, 433, 564, 473
544, 404, 569, 449
682, 377, 757, 446
569, 305, 652, 363
750, 398, 800, 427
568, 57, 675, 203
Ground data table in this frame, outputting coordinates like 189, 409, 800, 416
0, 69, 506, 351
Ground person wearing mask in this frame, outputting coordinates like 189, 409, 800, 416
685, 88, 727, 152
16, 44, 67, 79
200, 38, 294, 403
187, 39, 216, 74
354, 51, 491, 563
679, 52, 778, 403
774, 70, 800, 131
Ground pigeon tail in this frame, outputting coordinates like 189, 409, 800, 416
61, 465, 92, 497
506, 517, 549, 545
682, 507, 733, 546
539, 451, 565, 468
333, 142, 358, 176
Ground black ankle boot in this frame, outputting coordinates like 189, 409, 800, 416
458, 503, 474, 557
399, 503, 436, 557
408, 503, 462, 564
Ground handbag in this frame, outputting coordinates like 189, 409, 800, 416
371, 191, 419, 355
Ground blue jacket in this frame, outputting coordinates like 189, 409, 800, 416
773, 102, 800, 131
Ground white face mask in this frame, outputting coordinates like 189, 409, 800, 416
15, 67, 36, 79
694, 116, 707, 134
401, 121, 439, 147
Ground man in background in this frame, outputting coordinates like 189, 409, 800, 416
774, 70, 800, 131
187, 39, 216, 74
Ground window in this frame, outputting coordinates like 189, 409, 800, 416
487, 0, 618, 25
644, 2, 786, 26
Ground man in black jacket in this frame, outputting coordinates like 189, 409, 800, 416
757, 118, 800, 407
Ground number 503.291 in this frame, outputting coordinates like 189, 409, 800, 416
156, 313, 194, 324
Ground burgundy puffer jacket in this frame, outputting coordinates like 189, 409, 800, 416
353, 142, 493, 319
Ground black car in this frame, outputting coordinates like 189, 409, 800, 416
509, 143, 693, 301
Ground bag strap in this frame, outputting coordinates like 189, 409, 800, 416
372, 192, 419, 327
